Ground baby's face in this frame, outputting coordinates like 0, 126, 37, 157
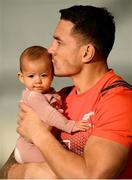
19, 58, 53, 93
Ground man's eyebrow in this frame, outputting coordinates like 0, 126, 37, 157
53, 35, 62, 41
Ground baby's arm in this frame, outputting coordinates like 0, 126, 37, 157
15, 89, 88, 163
22, 89, 88, 133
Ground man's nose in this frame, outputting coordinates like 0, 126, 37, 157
48, 45, 53, 54
48, 41, 56, 54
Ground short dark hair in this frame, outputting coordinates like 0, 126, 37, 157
59, 5, 115, 58
20, 46, 52, 72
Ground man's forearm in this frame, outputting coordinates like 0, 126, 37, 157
0, 150, 17, 179
34, 127, 127, 179
34, 129, 87, 179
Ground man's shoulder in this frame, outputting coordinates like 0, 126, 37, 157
100, 80, 132, 97
98, 80, 132, 114
58, 86, 74, 97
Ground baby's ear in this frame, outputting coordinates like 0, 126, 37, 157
17, 71, 24, 84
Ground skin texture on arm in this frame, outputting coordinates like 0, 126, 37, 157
33, 127, 129, 178
17, 103, 129, 179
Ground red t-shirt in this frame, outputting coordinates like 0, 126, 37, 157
60, 70, 132, 178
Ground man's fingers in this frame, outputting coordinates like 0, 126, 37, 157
19, 102, 32, 112
16, 125, 20, 133
18, 110, 24, 118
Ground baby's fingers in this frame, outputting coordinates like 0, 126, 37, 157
78, 122, 89, 131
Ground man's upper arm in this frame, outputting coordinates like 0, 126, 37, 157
84, 135, 129, 178
0, 150, 17, 179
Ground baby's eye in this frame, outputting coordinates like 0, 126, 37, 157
28, 74, 34, 78
41, 74, 47, 77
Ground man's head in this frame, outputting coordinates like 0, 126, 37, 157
18, 46, 53, 93
59, 5, 115, 59
48, 5, 115, 78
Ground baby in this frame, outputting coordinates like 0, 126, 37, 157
15, 45, 88, 163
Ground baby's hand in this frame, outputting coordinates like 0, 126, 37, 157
72, 120, 89, 132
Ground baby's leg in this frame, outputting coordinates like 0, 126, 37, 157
15, 136, 45, 163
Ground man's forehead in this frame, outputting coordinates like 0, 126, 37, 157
54, 20, 74, 34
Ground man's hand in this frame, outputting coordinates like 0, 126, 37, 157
17, 102, 49, 143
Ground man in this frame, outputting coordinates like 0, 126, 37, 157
1, 5, 132, 179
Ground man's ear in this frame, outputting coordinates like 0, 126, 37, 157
81, 43, 95, 63
17, 72, 24, 84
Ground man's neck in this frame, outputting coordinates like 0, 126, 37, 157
72, 61, 109, 94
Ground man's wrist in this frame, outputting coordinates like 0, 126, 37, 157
33, 121, 50, 146
33, 124, 52, 152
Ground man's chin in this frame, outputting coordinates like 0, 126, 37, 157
54, 71, 72, 77
54, 74, 69, 77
